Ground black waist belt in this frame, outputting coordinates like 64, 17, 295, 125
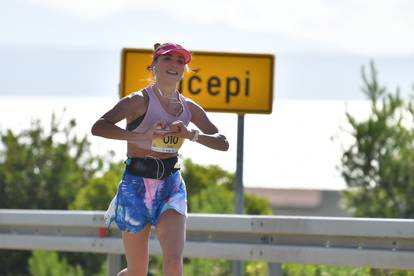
125, 156, 180, 180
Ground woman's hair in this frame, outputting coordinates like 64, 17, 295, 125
147, 43, 162, 72
154, 43, 161, 51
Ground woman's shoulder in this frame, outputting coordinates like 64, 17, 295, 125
116, 88, 150, 113
182, 96, 201, 109
125, 89, 149, 103
129, 88, 150, 99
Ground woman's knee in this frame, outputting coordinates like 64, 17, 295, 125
164, 252, 183, 269
164, 260, 183, 275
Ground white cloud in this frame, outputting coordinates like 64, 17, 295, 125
28, 0, 414, 55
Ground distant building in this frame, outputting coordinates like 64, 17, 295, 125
245, 188, 350, 217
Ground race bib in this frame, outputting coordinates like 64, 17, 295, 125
151, 135, 184, 153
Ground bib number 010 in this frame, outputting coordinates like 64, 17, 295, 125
163, 136, 179, 144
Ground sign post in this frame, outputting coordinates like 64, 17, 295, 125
120, 49, 275, 276
233, 113, 245, 276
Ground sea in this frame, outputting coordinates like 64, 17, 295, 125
0, 96, 372, 190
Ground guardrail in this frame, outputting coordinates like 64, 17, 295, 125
1, 209, 414, 275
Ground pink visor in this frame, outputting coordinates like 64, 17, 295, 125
153, 43, 192, 64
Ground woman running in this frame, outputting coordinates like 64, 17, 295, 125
91, 42, 229, 276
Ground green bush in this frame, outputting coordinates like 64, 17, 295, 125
29, 250, 84, 276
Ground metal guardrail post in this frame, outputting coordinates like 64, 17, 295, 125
107, 254, 122, 276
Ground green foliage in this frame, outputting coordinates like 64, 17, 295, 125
340, 62, 414, 218
184, 259, 268, 276
182, 158, 272, 215
184, 258, 232, 276
59, 252, 107, 276
283, 263, 371, 276
0, 114, 100, 209
283, 264, 414, 276
29, 250, 84, 276
245, 193, 272, 215
0, 250, 32, 276
181, 158, 235, 197
70, 160, 124, 210
245, 261, 268, 275
189, 183, 234, 213
0, 114, 107, 276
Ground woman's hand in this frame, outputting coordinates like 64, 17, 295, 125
141, 121, 169, 140
168, 121, 193, 139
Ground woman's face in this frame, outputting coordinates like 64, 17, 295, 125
153, 52, 186, 84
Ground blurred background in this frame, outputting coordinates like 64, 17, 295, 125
1, 0, 414, 190
1, 1, 414, 275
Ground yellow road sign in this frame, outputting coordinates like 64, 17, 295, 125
120, 49, 275, 114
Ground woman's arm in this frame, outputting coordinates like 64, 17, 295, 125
91, 94, 162, 142
170, 100, 229, 151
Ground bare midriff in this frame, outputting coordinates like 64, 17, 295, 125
126, 143, 178, 159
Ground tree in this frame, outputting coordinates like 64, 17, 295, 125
283, 63, 414, 276
29, 250, 84, 276
0, 115, 100, 210
340, 62, 414, 218
0, 114, 104, 275
181, 158, 235, 197
337, 62, 414, 276
70, 160, 124, 210
182, 159, 272, 215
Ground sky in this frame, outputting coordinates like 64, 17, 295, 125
1, 0, 414, 99
3, 0, 414, 55
1, 0, 414, 190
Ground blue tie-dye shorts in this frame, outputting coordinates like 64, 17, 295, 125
105, 169, 187, 233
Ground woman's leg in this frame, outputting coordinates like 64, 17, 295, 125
119, 224, 152, 276
156, 210, 186, 276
